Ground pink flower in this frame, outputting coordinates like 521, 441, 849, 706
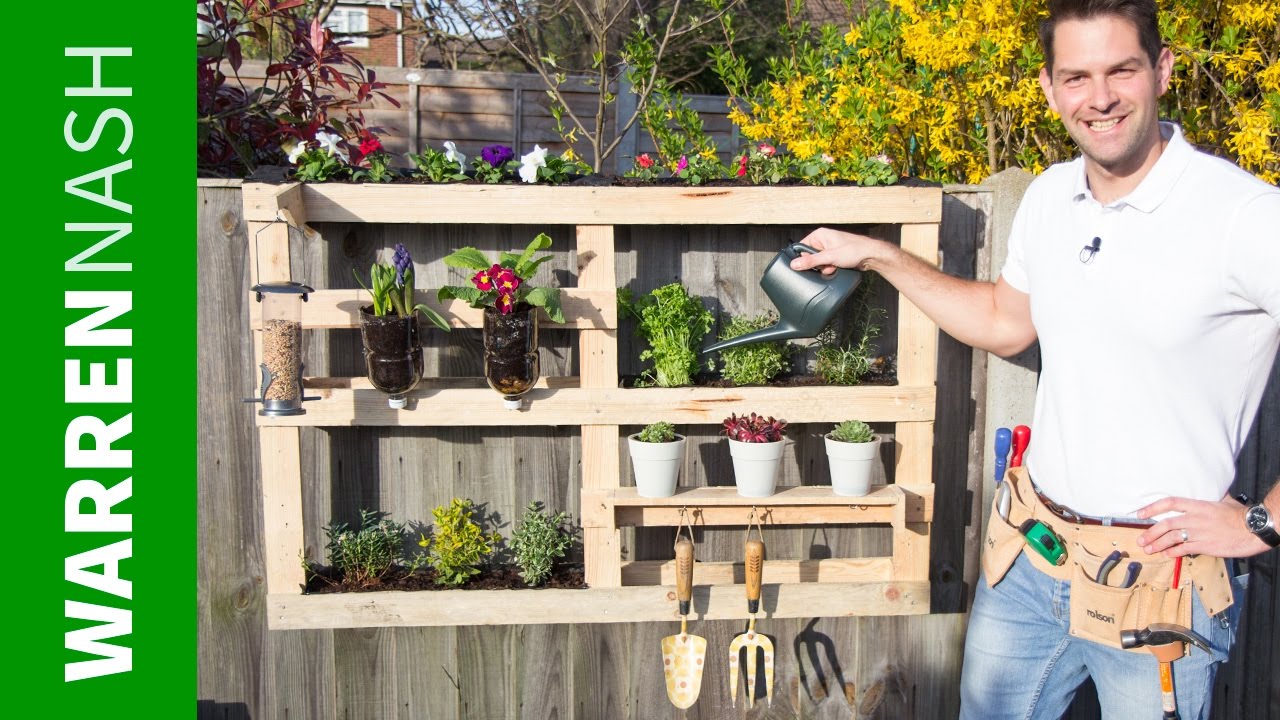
494, 268, 521, 293
821, 153, 835, 163
497, 293, 515, 314
676, 156, 689, 172
757, 143, 776, 157
636, 153, 655, 169
736, 154, 748, 177
472, 264, 501, 291
359, 137, 383, 156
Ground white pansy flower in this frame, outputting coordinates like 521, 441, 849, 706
315, 131, 349, 162
518, 145, 549, 183
444, 141, 467, 171
286, 141, 308, 164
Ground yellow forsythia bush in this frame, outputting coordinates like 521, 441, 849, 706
718, 0, 1278, 184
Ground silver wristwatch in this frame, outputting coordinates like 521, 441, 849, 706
1240, 494, 1280, 548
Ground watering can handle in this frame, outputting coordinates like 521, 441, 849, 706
785, 243, 821, 266
745, 539, 764, 614
675, 537, 694, 615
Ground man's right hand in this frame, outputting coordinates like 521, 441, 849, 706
789, 228, 890, 276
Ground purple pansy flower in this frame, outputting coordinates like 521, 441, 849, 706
481, 144, 515, 167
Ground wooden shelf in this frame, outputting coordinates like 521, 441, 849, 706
582, 485, 934, 528
242, 181, 943, 628
257, 381, 935, 426
244, 182, 943, 226
266, 579, 928, 630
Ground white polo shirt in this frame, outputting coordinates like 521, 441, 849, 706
1001, 122, 1280, 517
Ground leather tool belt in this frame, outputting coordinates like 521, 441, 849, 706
982, 467, 1235, 650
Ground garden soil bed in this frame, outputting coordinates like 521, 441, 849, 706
303, 563, 586, 594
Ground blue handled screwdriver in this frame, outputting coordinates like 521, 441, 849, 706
995, 427, 1012, 485
994, 427, 1012, 520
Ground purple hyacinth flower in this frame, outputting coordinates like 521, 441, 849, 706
393, 243, 412, 286
481, 144, 515, 167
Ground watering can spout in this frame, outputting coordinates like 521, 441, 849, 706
702, 323, 806, 354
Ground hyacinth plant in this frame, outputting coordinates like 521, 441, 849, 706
355, 243, 451, 330
473, 144, 515, 183
437, 233, 566, 322
722, 412, 788, 443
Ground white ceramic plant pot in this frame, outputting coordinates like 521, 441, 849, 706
825, 435, 879, 496
627, 434, 686, 498
727, 438, 785, 497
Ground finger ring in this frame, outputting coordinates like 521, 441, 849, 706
1180, 529, 1189, 543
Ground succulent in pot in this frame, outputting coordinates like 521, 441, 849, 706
355, 243, 451, 408
825, 420, 879, 496
438, 233, 565, 409
722, 413, 788, 497
627, 421, 687, 498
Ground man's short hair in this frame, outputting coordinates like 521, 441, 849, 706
1039, 0, 1162, 72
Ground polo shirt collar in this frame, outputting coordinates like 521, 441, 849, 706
1071, 121, 1192, 212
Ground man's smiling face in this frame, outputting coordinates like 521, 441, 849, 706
1040, 15, 1173, 182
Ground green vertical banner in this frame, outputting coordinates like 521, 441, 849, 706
8, 2, 193, 716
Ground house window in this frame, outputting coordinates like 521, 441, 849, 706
324, 7, 369, 48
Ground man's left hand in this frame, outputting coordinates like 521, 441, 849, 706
1136, 495, 1268, 558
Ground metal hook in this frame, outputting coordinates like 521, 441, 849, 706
252, 210, 313, 285
746, 506, 764, 542
674, 506, 696, 551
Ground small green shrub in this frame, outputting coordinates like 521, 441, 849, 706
427, 498, 501, 587
619, 283, 714, 387
715, 313, 794, 385
511, 502, 575, 587
322, 509, 409, 587
829, 420, 874, 444
636, 421, 677, 443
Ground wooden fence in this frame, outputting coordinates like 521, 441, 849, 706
234, 62, 739, 174
197, 176, 1279, 719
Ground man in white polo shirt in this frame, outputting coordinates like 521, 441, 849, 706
788, 0, 1279, 716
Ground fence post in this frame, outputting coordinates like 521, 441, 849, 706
614, 64, 638, 176
512, 86, 523, 155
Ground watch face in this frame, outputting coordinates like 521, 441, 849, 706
1246, 505, 1270, 532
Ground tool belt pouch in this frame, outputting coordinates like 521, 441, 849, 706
1066, 543, 1188, 649
980, 469, 1038, 588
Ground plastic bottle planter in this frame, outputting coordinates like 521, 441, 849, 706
249, 282, 316, 416
727, 438, 785, 497
359, 306, 424, 409
627, 434, 687, 498
825, 435, 880, 496
483, 305, 539, 410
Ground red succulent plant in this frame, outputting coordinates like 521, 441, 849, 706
722, 413, 788, 443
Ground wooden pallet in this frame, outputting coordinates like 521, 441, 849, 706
242, 181, 942, 629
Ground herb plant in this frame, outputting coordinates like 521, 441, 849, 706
354, 243, 451, 330
636, 421, 677, 443
426, 498, 501, 587
829, 420, 874, 444
321, 509, 412, 588
714, 313, 794, 385
722, 412, 787, 443
510, 502, 575, 587
438, 233, 565, 321
619, 283, 714, 387
408, 143, 468, 183
815, 275, 884, 385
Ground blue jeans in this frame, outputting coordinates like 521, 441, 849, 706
960, 552, 1243, 719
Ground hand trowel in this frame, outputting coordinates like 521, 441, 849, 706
661, 522, 707, 709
